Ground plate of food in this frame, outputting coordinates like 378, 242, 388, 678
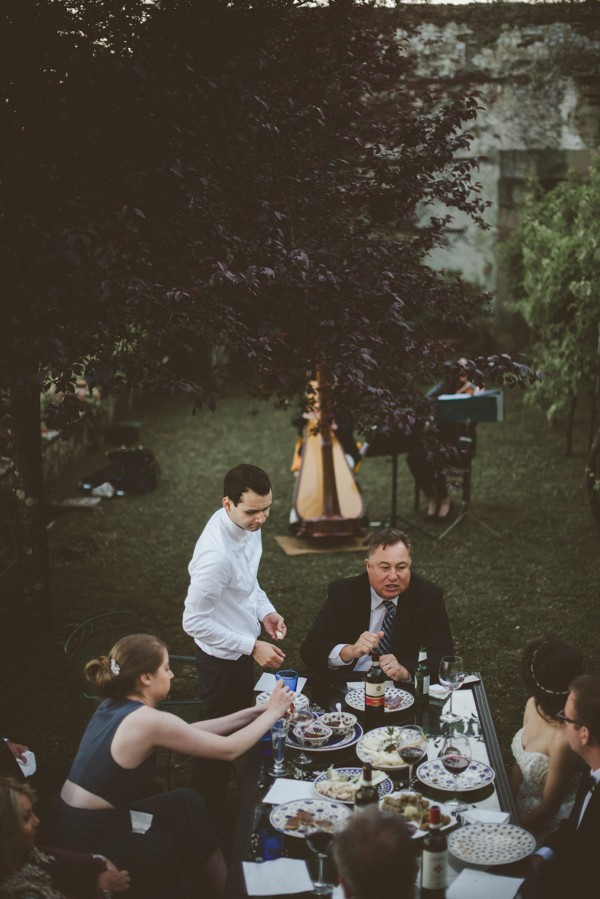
417, 758, 495, 792
255, 690, 310, 710
448, 823, 536, 866
355, 726, 409, 769
286, 720, 363, 753
380, 791, 455, 838
269, 797, 352, 838
345, 687, 414, 714
313, 767, 394, 804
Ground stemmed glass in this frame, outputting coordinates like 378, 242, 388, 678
292, 708, 316, 778
438, 655, 465, 724
398, 725, 427, 789
268, 718, 290, 778
439, 733, 471, 813
305, 823, 337, 894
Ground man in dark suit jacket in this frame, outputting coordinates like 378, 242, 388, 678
300, 528, 453, 688
532, 674, 600, 898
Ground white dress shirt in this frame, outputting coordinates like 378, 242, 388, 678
328, 587, 398, 671
182, 507, 275, 659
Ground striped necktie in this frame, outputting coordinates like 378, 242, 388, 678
378, 600, 396, 655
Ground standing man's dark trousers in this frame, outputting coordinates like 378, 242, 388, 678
192, 648, 255, 836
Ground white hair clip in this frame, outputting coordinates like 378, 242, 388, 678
110, 658, 121, 676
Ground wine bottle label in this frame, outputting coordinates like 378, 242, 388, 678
365, 683, 385, 707
423, 674, 430, 694
421, 849, 447, 890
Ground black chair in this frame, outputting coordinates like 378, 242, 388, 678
64, 611, 200, 785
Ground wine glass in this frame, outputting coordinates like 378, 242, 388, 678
438, 655, 465, 724
398, 725, 427, 789
291, 708, 316, 778
268, 718, 290, 778
305, 823, 337, 894
439, 732, 471, 813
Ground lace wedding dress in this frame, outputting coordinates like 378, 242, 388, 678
511, 727, 579, 839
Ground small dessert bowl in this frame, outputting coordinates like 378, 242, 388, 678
319, 711, 357, 737
293, 722, 332, 748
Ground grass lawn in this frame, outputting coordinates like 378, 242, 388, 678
2, 385, 599, 801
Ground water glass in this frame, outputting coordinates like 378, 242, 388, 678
276, 669, 299, 691
269, 718, 290, 777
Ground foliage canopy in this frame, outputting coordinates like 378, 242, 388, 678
504, 159, 600, 434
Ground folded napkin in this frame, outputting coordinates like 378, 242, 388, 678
461, 809, 511, 825
243, 859, 314, 895
429, 684, 450, 700
447, 869, 524, 899
16, 750, 36, 777
263, 779, 319, 805
254, 672, 308, 693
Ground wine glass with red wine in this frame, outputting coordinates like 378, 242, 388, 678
439, 733, 471, 813
305, 823, 337, 895
398, 725, 427, 789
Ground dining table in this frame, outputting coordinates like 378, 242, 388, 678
225, 673, 529, 899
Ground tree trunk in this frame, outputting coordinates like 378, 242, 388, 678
10, 380, 51, 623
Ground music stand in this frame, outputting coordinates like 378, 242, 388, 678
434, 389, 504, 541
360, 430, 435, 539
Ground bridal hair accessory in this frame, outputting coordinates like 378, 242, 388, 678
530, 642, 568, 696
110, 658, 121, 676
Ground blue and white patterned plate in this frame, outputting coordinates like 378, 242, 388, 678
345, 687, 414, 713
417, 758, 495, 792
255, 690, 310, 710
270, 797, 352, 838
313, 767, 394, 803
448, 823, 536, 866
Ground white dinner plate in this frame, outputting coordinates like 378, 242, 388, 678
255, 690, 310, 710
269, 797, 352, 838
286, 721, 363, 753
379, 791, 457, 839
417, 758, 495, 792
355, 726, 408, 770
345, 686, 414, 714
313, 767, 394, 804
448, 822, 536, 866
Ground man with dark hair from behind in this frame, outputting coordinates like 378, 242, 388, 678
332, 807, 418, 899
531, 674, 600, 898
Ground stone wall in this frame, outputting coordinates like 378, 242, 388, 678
391, 4, 600, 338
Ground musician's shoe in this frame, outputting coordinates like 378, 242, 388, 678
436, 497, 452, 520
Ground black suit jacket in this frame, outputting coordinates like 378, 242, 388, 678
538, 773, 600, 898
300, 570, 453, 687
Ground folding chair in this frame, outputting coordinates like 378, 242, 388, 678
64, 610, 200, 785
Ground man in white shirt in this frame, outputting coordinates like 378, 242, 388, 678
183, 464, 286, 825
183, 463, 286, 717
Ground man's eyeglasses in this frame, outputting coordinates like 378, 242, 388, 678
556, 710, 585, 728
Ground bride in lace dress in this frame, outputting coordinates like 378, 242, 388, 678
510, 635, 584, 842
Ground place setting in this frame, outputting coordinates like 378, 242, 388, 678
344, 682, 414, 714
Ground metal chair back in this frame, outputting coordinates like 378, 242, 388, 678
64, 610, 135, 702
